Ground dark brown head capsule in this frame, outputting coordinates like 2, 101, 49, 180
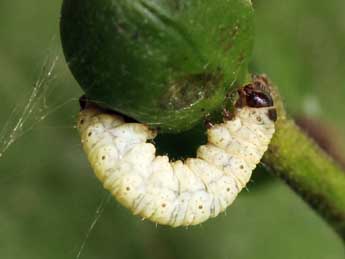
236, 74, 274, 108
246, 89, 274, 108
236, 76, 277, 122
238, 84, 274, 108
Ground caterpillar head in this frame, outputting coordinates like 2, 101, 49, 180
237, 75, 277, 122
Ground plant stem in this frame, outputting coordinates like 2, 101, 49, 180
263, 85, 345, 240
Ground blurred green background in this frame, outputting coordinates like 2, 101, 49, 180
0, 0, 345, 258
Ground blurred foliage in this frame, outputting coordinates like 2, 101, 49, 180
253, 0, 345, 152
0, 0, 344, 259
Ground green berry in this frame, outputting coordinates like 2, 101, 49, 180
61, 0, 254, 132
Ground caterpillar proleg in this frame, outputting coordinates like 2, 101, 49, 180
77, 78, 276, 227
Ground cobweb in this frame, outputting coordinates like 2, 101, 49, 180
75, 194, 111, 259
0, 50, 71, 159
0, 43, 109, 259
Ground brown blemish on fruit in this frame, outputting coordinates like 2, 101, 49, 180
220, 23, 240, 53
160, 70, 223, 110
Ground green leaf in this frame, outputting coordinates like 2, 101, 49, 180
60, 0, 254, 132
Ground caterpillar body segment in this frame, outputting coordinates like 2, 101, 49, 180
77, 81, 276, 227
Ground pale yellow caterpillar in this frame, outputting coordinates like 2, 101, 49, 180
77, 79, 277, 227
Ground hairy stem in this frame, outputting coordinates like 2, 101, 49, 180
263, 84, 345, 240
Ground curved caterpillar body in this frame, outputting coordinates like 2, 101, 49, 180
77, 80, 277, 227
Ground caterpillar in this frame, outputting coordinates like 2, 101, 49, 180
77, 77, 277, 227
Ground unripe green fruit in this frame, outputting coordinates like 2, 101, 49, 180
61, 0, 254, 132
